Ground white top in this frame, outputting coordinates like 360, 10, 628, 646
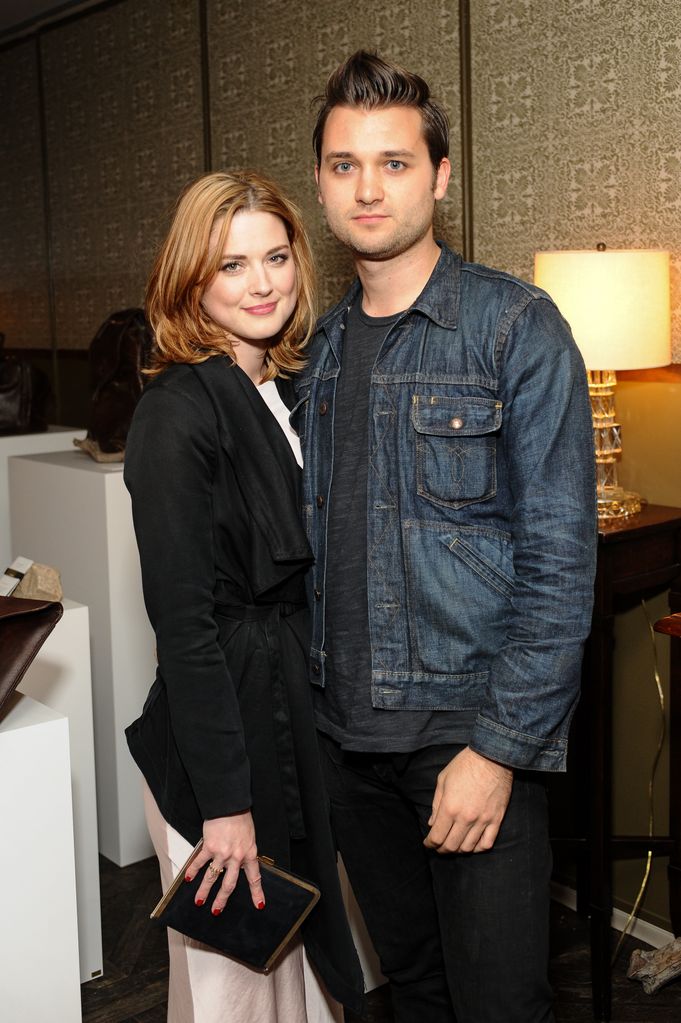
256, 379, 303, 468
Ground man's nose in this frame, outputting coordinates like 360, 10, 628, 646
355, 167, 383, 205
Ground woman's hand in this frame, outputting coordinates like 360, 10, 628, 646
184, 811, 265, 915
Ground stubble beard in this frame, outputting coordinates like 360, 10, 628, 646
325, 206, 435, 263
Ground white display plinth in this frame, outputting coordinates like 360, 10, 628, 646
0, 693, 81, 1021
9, 450, 155, 866
0, 426, 83, 569
19, 599, 103, 982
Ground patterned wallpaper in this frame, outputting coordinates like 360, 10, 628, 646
0, 40, 50, 348
1, 0, 678, 359
40, 0, 204, 349
207, 0, 462, 311
471, 0, 681, 362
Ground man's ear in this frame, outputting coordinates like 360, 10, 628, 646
314, 164, 323, 205
434, 157, 451, 200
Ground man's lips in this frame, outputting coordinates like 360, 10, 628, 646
242, 302, 277, 314
352, 213, 389, 223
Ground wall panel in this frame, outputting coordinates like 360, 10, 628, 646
0, 39, 49, 348
40, 0, 204, 349
471, 0, 681, 361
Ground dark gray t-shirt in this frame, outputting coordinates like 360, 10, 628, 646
314, 299, 475, 752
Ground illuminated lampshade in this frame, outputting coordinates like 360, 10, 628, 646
534, 248, 671, 522
534, 249, 670, 370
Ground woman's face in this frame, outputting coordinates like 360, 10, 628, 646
202, 210, 298, 355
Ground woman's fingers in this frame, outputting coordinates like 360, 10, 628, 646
193, 855, 227, 906
209, 860, 240, 914
242, 856, 266, 911
183, 812, 263, 911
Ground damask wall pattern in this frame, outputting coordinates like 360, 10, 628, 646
40, 0, 204, 348
1, 0, 460, 349
0, 40, 50, 348
471, 0, 681, 362
207, 0, 463, 311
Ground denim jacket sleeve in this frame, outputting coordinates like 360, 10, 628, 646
468, 295, 597, 772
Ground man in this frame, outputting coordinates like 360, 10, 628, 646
294, 51, 596, 1023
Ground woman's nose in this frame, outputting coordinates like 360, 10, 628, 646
249, 266, 273, 295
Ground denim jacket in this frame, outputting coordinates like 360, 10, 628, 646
293, 244, 597, 771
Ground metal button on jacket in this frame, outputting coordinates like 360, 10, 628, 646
450, 417, 464, 430
316, 494, 325, 508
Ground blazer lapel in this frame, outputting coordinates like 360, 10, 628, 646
190, 359, 313, 592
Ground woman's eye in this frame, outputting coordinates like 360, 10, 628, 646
221, 261, 242, 273
269, 252, 289, 265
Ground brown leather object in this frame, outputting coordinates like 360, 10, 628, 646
653, 612, 681, 640
83, 308, 154, 456
0, 596, 63, 719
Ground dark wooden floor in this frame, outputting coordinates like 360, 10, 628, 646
81, 855, 681, 1022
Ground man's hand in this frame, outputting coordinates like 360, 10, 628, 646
423, 747, 513, 854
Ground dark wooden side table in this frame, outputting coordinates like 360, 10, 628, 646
569, 504, 681, 1020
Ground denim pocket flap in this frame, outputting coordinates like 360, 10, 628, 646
411, 396, 502, 437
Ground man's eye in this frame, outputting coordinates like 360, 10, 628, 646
335, 162, 353, 173
387, 160, 404, 171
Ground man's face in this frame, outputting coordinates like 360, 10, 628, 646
315, 104, 450, 261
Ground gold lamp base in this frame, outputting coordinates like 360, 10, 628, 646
596, 485, 643, 523
588, 370, 644, 524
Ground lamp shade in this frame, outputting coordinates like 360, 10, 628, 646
534, 249, 671, 370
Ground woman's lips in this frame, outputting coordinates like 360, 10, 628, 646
243, 302, 277, 314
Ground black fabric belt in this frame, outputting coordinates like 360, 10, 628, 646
215, 601, 306, 840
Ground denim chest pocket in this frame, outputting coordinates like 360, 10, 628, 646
411, 395, 502, 509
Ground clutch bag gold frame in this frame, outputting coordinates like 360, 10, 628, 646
150, 839, 320, 973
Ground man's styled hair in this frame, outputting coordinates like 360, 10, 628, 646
146, 170, 315, 380
312, 50, 449, 170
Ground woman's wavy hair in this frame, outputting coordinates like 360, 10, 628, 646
146, 171, 316, 379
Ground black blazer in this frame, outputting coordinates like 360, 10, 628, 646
124, 356, 365, 1013
124, 357, 313, 840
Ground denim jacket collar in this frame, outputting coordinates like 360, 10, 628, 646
318, 242, 462, 339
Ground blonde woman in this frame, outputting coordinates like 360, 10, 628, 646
124, 172, 364, 1023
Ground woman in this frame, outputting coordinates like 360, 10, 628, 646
124, 171, 364, 1022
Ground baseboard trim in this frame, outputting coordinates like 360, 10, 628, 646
551, 882, 674, 949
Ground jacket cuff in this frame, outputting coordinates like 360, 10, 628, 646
196, 764, 252, 822
469, 715, 568, 772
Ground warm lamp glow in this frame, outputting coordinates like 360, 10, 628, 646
533, 247, 671, 522
534, 249, 671, 370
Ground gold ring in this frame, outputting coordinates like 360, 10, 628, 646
207, 862, 224, 879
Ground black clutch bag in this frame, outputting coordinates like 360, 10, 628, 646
150, 839, 320, 973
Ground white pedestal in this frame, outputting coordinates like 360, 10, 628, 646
0, 694, 81, 1022
19, 599, 103, 982
0, 426, 83, 570
9, 450, 156, 866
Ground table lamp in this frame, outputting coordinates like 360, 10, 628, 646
534, 247, 671, 522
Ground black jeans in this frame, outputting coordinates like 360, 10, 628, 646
320, 737, 554, 1023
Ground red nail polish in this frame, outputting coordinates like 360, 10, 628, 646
212, 907, 222, 916
185, 874, 192, 882
195, 899, 205, 907
257, 901, 265, 910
